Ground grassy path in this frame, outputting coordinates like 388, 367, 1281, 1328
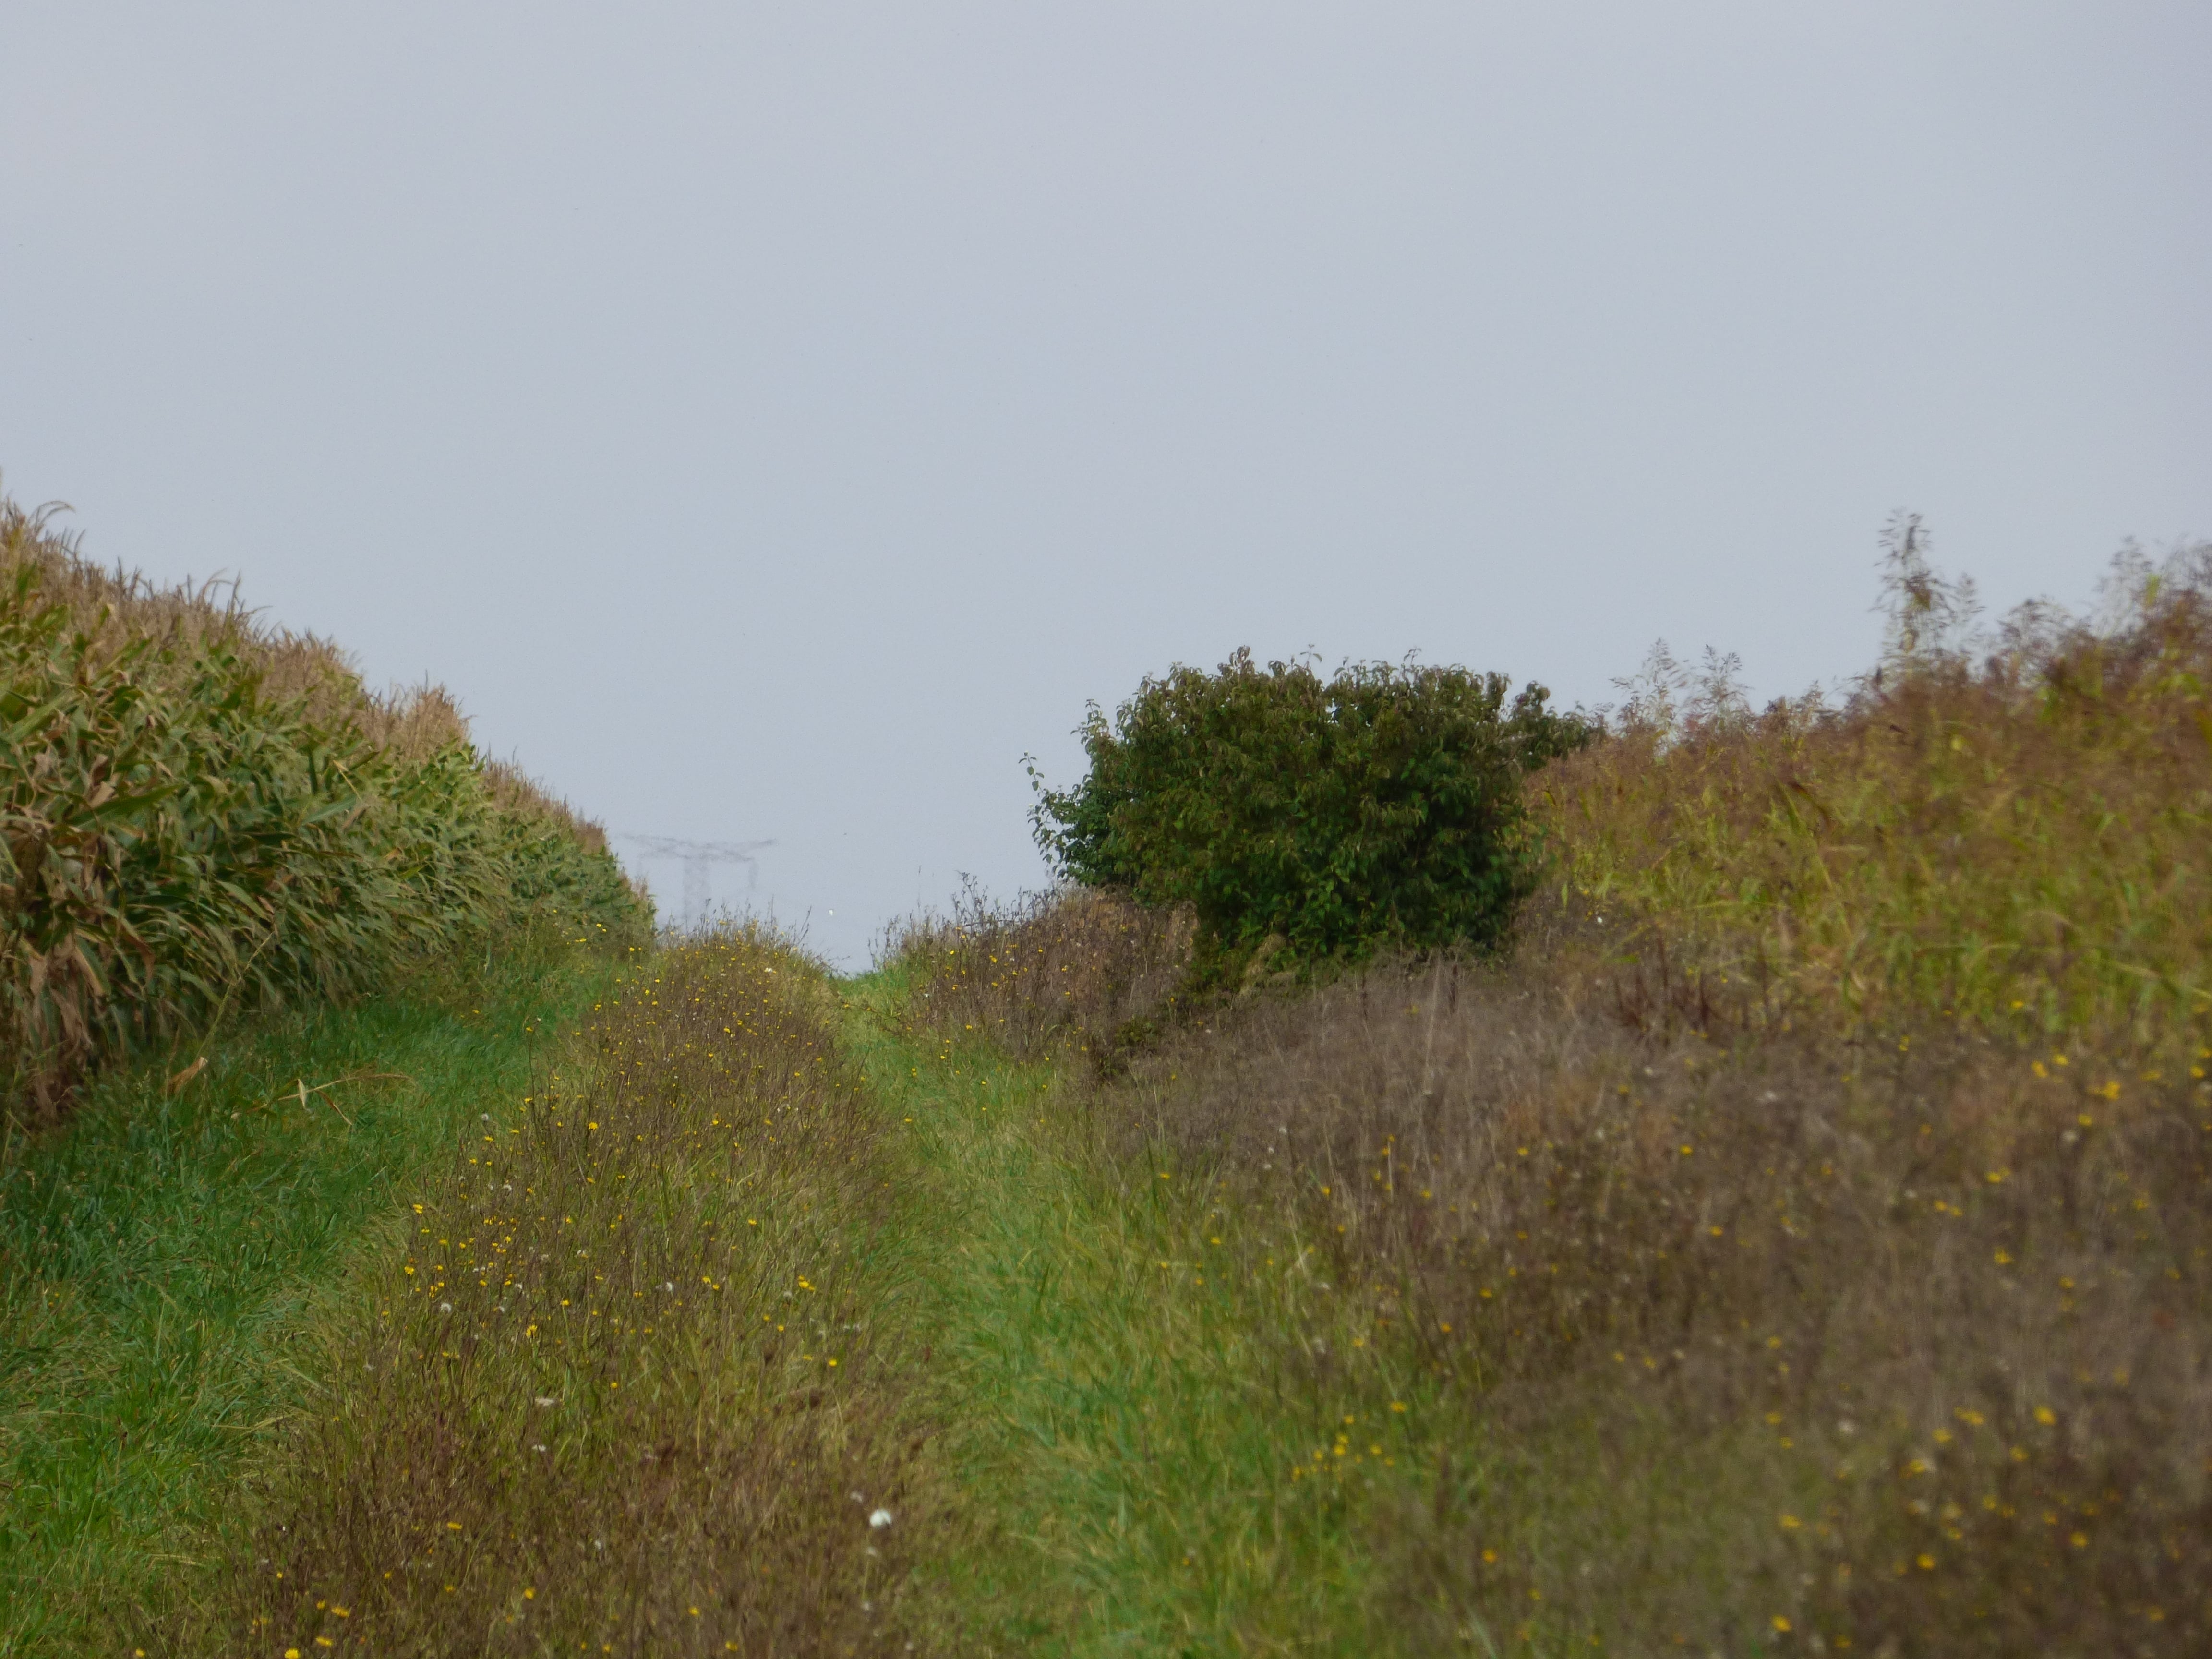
0, 943, 619, 1654
7, 944, 1452, 1655
844, 981, 1444, 1657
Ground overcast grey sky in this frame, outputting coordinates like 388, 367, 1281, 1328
4, 3, 2208, 962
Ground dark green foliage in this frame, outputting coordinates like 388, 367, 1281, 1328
1031, 650, 1594, 963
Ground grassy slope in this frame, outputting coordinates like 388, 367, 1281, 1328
847, 980, 1439, 1656
0, 938, 622, 1654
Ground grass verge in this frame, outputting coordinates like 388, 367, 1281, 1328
0, 929, 625, 1655
196, 929, 934, 1658
844, 972, 1445, 1655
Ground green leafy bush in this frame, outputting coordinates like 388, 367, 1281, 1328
1031, 650, 1592, 966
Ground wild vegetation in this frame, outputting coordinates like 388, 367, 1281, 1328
896, 528, 2212, 1653
1541, 519, 2212, 1036
0, 926, 613, 1651
0, 492, 646, 1123
11, 480, 2207, 1655
208, 929, 933, 1656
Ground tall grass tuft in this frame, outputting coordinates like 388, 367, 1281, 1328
890, 884, 1193, 1067
0, 492, 647, 1121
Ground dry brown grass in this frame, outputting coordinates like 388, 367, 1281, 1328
894, 556, 2212, 1651
189, 929, 931, 1657
904, 892, 2212, 1654
1118, 920, 2210, 1652
891, 885, 1192, 1067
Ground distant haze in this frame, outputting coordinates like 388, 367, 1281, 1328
4, 3, 2207, 963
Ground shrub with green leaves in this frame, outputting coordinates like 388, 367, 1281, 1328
1031, 650, 1592, 966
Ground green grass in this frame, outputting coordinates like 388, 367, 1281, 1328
844, 977, 1448, 1656
196, 930, 932, 1658
0, 935, 625, 1654
21, 871, 2200, 1654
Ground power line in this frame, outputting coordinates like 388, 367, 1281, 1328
616, 834, 774, 929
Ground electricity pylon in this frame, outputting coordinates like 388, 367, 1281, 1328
619, 835, 774, 930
